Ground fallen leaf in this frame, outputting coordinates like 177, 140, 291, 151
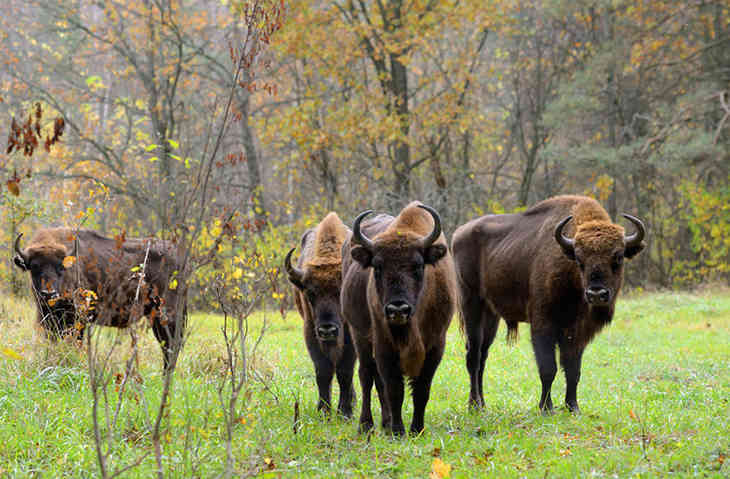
430, 457, 451, 478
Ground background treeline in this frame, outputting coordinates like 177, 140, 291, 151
1, 0, 728, 307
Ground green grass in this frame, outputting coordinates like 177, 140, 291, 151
1, 290, 729, 478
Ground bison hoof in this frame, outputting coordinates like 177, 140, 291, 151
468, 398, 485, 411
567, 403, 581, 415
358, 420, 374, 434
389, 424, 406, 437
540, 405, 555, 416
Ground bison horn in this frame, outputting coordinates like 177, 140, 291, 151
417, 204, 442, 248
284, 247, 304, 284
14, 233, 28, 263
622, 213, 646, 248
554, 215, 575, 256
352, 209, 375, 252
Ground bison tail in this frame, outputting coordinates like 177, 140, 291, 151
505, 320, 519, 345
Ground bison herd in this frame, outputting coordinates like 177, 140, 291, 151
13, 194, 646, 436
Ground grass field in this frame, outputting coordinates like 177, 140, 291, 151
1, 289, 729, 478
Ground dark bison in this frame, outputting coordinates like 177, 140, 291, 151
284, 212, 356, 417
341, 202, 457, 435
13, 227, 186, 370
452, 195, 646, 413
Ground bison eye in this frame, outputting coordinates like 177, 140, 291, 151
576, 258, 585, 271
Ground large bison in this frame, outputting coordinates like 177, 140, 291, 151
284, 212, 356, 417
451, 195, 646, 413
341, 202, 457, 435
13, 227, 186, 370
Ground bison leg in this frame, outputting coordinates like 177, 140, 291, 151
531, 329, 557, 414
377, 350, 405, 436
304, 328, 335, 414
356, 356, 377, 432
559, 343, 584, 414
335, 339, 357, 418
315, 363, 335, 414
410, 345, 445, 435
152, 318, 181, 373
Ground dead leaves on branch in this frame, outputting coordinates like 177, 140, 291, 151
3, 102, 65, 196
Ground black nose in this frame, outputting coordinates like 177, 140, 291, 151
585, 286, 610, 305
385, 301, 412, 319
316, 323, 339, 340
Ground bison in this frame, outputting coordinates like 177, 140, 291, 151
284, 212, 356, 417
341, 202, 457, 435
13, 227, 186, 370
451, 195, 646, 413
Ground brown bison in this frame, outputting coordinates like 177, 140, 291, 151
284, 212, 356, 417
341, 202, 457, 435
452, 195, 646, 413
13, 228, 186, 370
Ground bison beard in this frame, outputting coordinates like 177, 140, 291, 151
341, 202, 457, 436
452, 195, 646, 414
13, 228, 186, 371
284, 213, 356, 417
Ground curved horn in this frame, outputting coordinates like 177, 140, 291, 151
14, 233, 27, 262
352, 210, 375, 252
284, 247, 304, 284
417, 204, 442, 248
554, 216, 575, 255
622, 213, 646, 248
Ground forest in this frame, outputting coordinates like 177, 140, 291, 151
0, 0, 728, 294
0, 0, 729, 477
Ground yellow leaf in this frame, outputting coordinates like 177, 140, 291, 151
430, 458, 451, 478
232, 268, 243, 280
1, 347, 23, 360
63, 256, 77, 268
169, 278, 178, 290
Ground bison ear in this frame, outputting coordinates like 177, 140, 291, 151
351, 245, 372, 267
13, 255, 27, 271
625, 241, 645, 259
424, 244, 447, 265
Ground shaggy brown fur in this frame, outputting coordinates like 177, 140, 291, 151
341, 201, 457, 436
286, 212, 356, 417
452, 195, 646, 413
14, 228, 185, 371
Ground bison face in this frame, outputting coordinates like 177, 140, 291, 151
555, 214, 646, 308
350, 205, 447, 326
13, 234, 75, 303
285, 250, 344, 342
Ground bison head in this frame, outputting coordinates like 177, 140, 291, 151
13, 233, 77, 303
555, 214, 646, 307
350, 204, 447, 326
285, 248, 344, 343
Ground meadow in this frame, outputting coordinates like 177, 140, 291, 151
0, 289, 728, 478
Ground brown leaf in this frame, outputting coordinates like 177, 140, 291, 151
6, 179, 20, 196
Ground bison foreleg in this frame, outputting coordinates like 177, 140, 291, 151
531, 329, 557, 414
315, 363, 334, 414
335, 342, 357, 418
559, 343, 583, 414
377, 351, 405, 436
410, 346, 444, 435
356, 357, 377, 432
